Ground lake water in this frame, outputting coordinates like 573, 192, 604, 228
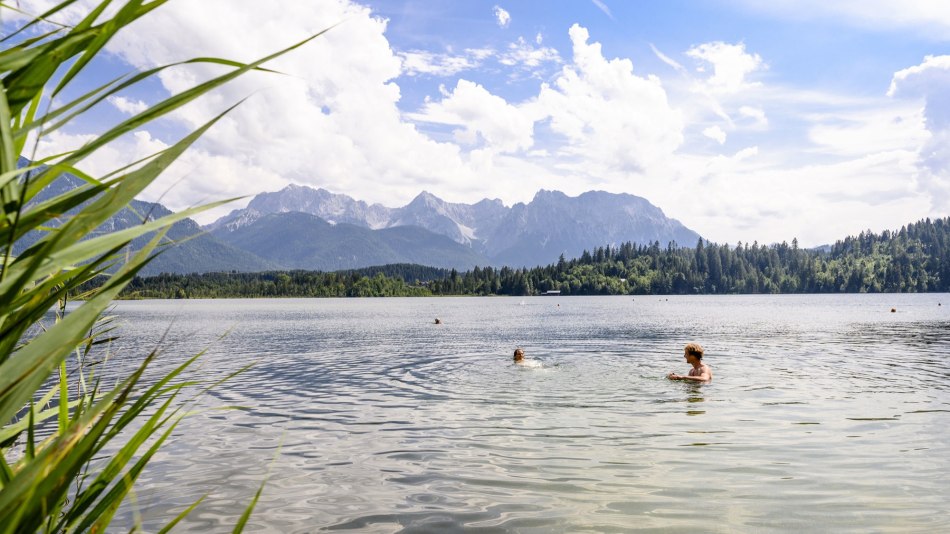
94, 294, 949, 533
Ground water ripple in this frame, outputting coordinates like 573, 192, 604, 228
88, 294, 950, 533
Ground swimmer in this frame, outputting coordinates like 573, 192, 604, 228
434, 318, 442, 324
513, 347, 525, 362
513, 348, 542, 367
667, 342, 712, 382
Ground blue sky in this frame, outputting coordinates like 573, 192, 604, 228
21, 0, 950, 247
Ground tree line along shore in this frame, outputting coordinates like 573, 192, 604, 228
114, 217, 950, 299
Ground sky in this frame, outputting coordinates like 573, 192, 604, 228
17, 0, 950, 247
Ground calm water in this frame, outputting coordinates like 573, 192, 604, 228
93, 295, 949, 532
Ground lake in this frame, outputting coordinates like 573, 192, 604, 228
95, 294, 949, 532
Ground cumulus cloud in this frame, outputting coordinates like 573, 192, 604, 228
686, 41, 764, 94
888, 55, 950, 210
702, 125, 727, 144
409, 79, 535, 153
493, 5, 510, 28
33, 0, 488, 221
108, 96, 149, 115
653, 41, 767, 142
535, 24, 683, 174
34, 128, 289, 208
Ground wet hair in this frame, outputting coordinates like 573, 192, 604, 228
684, 343, 704, 360
513, 348, 525, 361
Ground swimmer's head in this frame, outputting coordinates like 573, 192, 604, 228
513, 348, 525, 361
684, 342, 704, 360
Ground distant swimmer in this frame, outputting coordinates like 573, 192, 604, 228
668, 342, 712, 382
434, 318, 443, 324
512, 347, 542, 367
513, 347, 525, 362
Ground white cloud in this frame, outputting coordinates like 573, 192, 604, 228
738, 106, 768, 128
888, 55, 950, 99
686, 41, 764, 94
55, 0, 479, 222
493, 5, 510, 28
888, 55, 950, 210
499, 37, 561, 69
807, 105, 927, 157
653, 41, 767, 139
409, 79, 535, 153
535, 24, 684, 174
650, 43, 686, 74
702, 125, 727, 144
108, 96, 148, 115
671, 147, 927, 246
734, 0, 950, 39
34, 129, 288, 212
591, 0, 613, 19
399, 49, 483, 77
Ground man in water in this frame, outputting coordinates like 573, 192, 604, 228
667, 343, 712, 382
513, 347, 525, 362
512, 347, 542, 367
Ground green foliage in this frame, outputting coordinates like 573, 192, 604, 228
121, 267, 436, 298
123, 217, 950, 298
0, 2, 324, 531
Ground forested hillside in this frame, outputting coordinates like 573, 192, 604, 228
121, 217, 950, 298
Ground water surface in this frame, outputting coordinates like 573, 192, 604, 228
97, 294, 949, 532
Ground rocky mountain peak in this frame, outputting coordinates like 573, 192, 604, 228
206, 185, 701, 268
407, 191, 443, 210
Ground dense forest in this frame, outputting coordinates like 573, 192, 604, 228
120, 217, 950, 298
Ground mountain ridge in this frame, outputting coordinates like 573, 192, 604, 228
207, 184, 701, 268
20, 158, 704, 273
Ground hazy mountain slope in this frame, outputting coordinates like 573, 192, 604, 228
206, 185, 700, 268
485, 190, 700, 266
213, 211, 490, 270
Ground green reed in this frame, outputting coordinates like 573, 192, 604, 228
0, 1, 324, 531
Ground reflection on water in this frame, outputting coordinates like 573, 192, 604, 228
91, 294, 950, 532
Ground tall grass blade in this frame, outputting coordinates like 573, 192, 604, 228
0, 3, 329, 531
0, 0, 78, 44
156, 495, 207, 534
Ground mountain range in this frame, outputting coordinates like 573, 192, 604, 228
207, 185, 701, 269
19, 160, 702, 274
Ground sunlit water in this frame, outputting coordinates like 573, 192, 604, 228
88, 295, 949, 532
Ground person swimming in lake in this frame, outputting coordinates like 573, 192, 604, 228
512, 347, 541, 367
513, 347, 525, 362
667, 342, 712, 382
